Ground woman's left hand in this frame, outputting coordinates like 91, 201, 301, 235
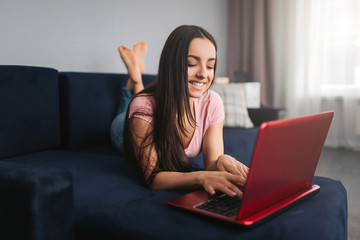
216, 154, 249, 179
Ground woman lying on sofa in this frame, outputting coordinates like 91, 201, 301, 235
111, 25, 248, 198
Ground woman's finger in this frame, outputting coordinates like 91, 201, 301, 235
227, 172, 247, 186
205, 186, 216, 196
220, 181, 243, 197
235, 162, 249, 177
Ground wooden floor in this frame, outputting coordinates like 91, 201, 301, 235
315, 148, 360, 240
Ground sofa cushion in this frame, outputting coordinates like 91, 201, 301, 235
59, 72, 156, 150
6, 151, 347, 240
211, 84, 254, 128
223, 127, 259, 167
0, 161, 74, 240
190, 127, 259, 170
0, 65, 60, 159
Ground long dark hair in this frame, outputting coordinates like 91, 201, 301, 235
123, 25, 217, 186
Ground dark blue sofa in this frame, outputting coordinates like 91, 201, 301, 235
0, 65, 347, 240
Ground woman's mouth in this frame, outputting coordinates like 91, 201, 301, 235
189, 81, 205, 87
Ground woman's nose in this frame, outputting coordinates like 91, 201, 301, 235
196, 65, 207, 79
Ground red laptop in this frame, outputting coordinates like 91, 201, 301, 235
168, 111, 334, 227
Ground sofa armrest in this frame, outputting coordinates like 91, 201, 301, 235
248, 106, 280, 126
0, 161, 74, 240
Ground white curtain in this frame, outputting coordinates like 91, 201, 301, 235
271, 0, 360, 150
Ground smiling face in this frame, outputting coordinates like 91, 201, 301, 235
187, 37, 216, 99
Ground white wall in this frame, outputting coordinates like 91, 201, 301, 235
0, 0, 228, 76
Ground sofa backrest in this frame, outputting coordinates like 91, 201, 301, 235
0, 65, 61, 159
59, 72, 156, 150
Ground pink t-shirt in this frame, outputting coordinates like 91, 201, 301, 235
128, 90, 224, 158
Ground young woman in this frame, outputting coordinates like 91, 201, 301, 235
111, 25, 249, 198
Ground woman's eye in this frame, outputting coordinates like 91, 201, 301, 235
207, 66, 214, 70
188, 63, 196, 67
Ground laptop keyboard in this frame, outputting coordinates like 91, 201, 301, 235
194, 194, 241, 218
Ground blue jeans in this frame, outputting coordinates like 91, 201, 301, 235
110, 88, 133, 153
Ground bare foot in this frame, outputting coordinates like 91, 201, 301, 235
118, 45, 144, 94
133, 41, 147, 74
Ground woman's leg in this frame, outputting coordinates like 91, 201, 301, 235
119, 41, 147, 94
111, 42, 147, 153
110, 88, 133, 152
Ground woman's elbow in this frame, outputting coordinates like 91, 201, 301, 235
145, 173, 164, 191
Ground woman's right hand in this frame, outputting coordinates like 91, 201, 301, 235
198, 171, 245, 197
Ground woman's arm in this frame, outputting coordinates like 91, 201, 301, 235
150, 171, 244, 197
130, 118, 245, 197
202, 122, 249, 178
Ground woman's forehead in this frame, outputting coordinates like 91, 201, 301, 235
188, 38, 216, 59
